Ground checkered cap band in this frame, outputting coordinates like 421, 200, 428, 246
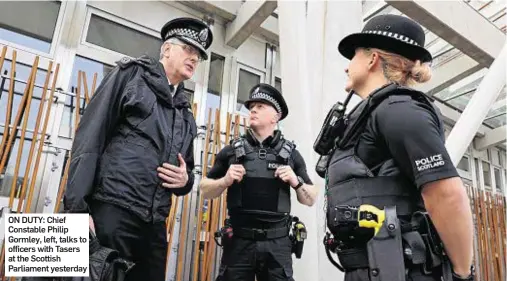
251, 92, 282, 113
166, 28, 208, 48
363, 30, 420, 46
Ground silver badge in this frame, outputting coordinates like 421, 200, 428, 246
198, 28, 208, 43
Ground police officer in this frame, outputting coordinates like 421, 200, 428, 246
200, 83, 318, 281
317, 15, 474, 281
63, 18, 213, 280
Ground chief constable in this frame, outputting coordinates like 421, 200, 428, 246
63, 17, 213, 280
200, 83, 319, 281
319, 15, 474, 281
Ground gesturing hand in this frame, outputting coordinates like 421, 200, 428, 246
275, 165, 298, 187
223, 164, 246, 187
158, 153, 189, 188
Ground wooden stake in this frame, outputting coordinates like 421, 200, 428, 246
91, 73, 98, 96
473, 187, 485, 280
165, 196, 178, 274
4, 57, 39, 208
15, 62, 53, 213
0, 50, 16, 161
175, 195, 190, 281
0, 46, 6, 75
201, 109, 220, 281
191, 108, 213, 281
0, 56, 36, 178
205, 110, 223, 280
81, 71, 90, 104
234, 115, 240, 138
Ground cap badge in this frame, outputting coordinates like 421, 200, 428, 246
199, 28, 208, 43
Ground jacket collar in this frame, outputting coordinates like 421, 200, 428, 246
245, 129, 283, 148
136, 55, 191, 109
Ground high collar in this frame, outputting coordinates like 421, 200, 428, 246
245, 129, 282, 147
136, 55, 191, 109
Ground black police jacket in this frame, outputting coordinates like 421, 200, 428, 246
325, 84, 430, 240
63, 55, 197, 223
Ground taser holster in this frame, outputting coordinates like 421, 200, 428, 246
366, 205, 405, 281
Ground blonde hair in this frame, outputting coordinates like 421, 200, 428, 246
364, 48, 432, 86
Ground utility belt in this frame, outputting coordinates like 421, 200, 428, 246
323, 204, 454, 281
214, 216, 307, 259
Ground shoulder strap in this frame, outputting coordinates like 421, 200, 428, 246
275, 139, 296, 164
230, 137, 253, 163
338, 84, 431, 148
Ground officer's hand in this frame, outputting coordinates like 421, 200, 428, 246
275, 166, 298, 187
158, 153, 189, 188
223, 164, 246, 187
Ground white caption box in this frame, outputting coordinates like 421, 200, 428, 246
4, 214, 89, 277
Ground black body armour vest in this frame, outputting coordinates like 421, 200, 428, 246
227, 130, 295, 216
325, 84, 433, 239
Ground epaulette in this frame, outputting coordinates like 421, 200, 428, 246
116, 56, 154, 69
277, 139, 295, 161
229, 136, 244, 146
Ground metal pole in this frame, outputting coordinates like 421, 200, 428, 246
446, 42, 507, 166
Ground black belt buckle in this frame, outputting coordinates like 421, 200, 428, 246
253, 228, 267, 240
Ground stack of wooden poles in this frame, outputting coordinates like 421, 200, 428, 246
465, 185, 506, 281
0, 46, 98, 280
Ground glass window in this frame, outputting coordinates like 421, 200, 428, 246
205, 54, 224, 121
457, 156, 469, 172
59, 56, 113, 137
275, 77, 282, 94
483, 161, 491, 187
237, 69, 260, 114
0, 1, 61, 53
492, 149, 501, 166
494, 168, 502, 192
86, 14, 161, 59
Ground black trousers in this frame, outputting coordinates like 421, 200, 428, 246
215, 236, 294, 281
90, 200, 167, 281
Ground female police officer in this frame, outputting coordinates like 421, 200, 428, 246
319, 14, 474, 281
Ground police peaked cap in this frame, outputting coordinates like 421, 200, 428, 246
244, 83, 289, 121
161, 17, 213, 60
338, 14, 432, 63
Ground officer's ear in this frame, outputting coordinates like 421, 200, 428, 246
160, 42, 172, 59
367, 50, 381, 71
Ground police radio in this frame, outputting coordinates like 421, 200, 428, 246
313, 91, 354, 156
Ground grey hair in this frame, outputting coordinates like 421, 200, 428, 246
160, 37, 184, 59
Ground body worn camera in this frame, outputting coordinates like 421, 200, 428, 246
313, 101, 347, 156
313, 92, 354, 178
313, 91, 354, 156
